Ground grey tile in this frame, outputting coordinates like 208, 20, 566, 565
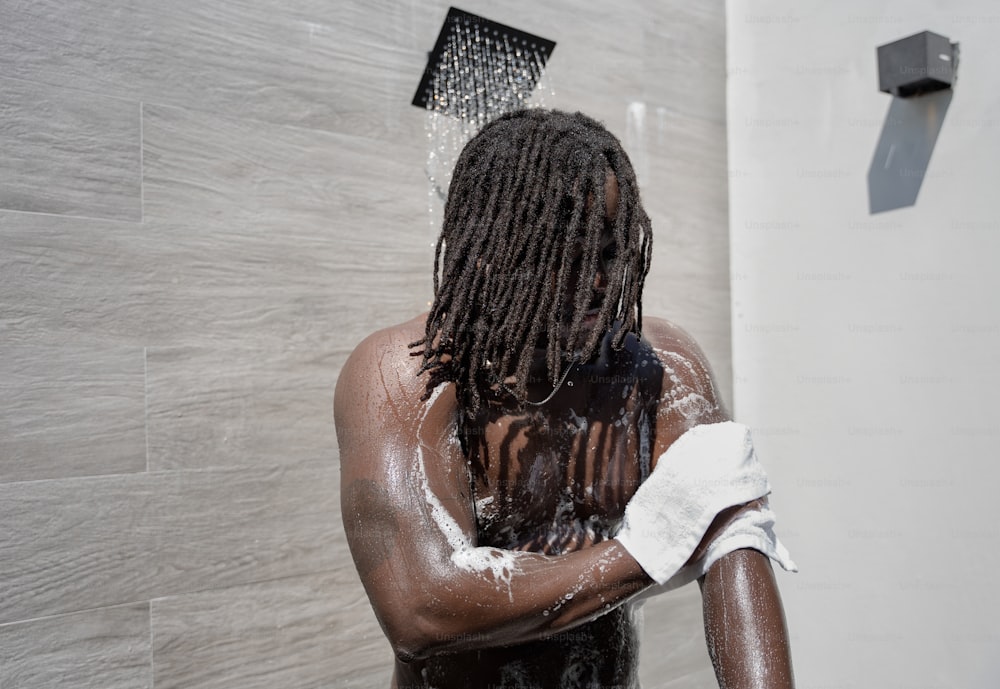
0, 346, 146, 483
138, 102, 433, 344
638, 585, 716, 688
477, 1, 647, 102
146, 346, 340, 471
141, 103, 429, 230
151, 569, 390, 689
627, 111, 733, 407
0, 461, 339, 623
0, 0, 430, 142
640, 0, 728, 123
125, 220, 432, 352
0, 77, 141, 220
0, 207, 430, 352
0, 212, 161, 347
0, 603, 151, 689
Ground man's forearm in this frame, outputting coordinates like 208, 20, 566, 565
372, 535, 653, 661
699, 549, 794, 689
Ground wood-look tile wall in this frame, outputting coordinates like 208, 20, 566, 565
0, 1, 729, 687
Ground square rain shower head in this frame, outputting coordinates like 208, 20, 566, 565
412, 7, 556, 121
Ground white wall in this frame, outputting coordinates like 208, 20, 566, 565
727, 1, 1000, 687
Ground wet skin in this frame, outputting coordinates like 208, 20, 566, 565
335, 172, 792, 687
335, 315, 794, 688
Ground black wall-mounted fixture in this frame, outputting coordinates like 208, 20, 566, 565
877, 30, 958, 98
411, 7, 556, 119
868, 31, 958, 213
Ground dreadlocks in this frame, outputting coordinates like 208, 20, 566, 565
410, 108, 653, 420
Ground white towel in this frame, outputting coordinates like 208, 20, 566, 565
615, 421, 798, 587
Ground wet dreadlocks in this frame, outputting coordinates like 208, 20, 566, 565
410, 109, 653, 418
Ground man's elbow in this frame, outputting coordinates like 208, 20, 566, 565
387, 625, 432, 663
383, 603, 455, 662
390, 638, 425, 664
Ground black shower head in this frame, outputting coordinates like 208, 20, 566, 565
412, 7, 556, 120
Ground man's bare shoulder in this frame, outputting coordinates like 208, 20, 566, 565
350, 312, 429, 357
641, 316, 706, 357
334, 313, 434, 435
639, 315, 729, 427
337, 312, 428, 387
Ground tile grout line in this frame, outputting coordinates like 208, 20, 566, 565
144, 346, 150, 473
0, 600, 149, 630
0, 565, 344, 631
0, 207, 142, 224
148, 601, 155, 689
140, 102, 145, 224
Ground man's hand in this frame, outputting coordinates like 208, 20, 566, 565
614, 421, 772, 585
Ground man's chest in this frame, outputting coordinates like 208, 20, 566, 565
467, 394, 654, 554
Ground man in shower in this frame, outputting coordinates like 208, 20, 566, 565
335, 109, 796, 688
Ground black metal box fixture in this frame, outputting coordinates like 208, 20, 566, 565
877, 31, 957, 98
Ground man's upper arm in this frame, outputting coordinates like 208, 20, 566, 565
639, 319, 796, 581
333, 328, 477, 642
642, 317, 731, 461
641, 318, 765, 567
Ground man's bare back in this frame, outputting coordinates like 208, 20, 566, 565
337, 313, 741, 688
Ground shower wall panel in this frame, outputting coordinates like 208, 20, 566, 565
0, 1, 731, 687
